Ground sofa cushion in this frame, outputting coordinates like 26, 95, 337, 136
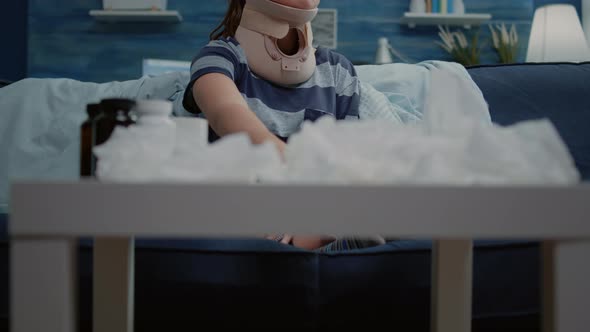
467, 62, 590, 181
75, 237, 541, 332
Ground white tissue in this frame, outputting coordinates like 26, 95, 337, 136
94, 117, 283, 183
282, 115, 578, 185
158, 133, 283, 183
93, 123, 175, 182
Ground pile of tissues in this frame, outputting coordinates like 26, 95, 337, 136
93, 114, 579, 186
93, 117, 283, 183
282, 116, 579, 185
93, 69, 580, 185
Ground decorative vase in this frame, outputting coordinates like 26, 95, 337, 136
453, 0, 465, 14
409, 0, 426, 13
375, 37, 393, 64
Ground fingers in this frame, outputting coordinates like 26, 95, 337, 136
264, 233, 292, 244
280, 234, 293, 244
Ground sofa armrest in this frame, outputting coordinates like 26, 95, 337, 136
0, 79, 13, 88
467, 62, 590, 181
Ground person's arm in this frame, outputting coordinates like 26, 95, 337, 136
193, 66, 333, 250
193, 73, 286, 155
195, 73, 326, 246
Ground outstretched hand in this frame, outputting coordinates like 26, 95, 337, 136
265, 234, 337, 250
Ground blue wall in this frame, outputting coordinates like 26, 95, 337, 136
0, 0, 582, 83
0, 0, 27, 81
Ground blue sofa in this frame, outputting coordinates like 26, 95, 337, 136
1, 62, 589, 331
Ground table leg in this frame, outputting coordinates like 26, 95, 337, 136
543, 240, 590, 332
93, 237, 135, 332
542, 241, 556, 332
11, 238, 77, 332
431, 239, 473, 332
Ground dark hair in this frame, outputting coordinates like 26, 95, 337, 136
209, 0, 245, 40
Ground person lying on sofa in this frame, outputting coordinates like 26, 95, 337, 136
182, 0, 387, 251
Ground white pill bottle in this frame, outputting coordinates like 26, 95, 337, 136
134, 99, 177, 160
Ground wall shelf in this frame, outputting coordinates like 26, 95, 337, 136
400, 12, 492, 29
89, 10, 182, 23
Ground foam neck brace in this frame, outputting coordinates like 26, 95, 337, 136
240, 0, 318, 39
235, 0, 318, 86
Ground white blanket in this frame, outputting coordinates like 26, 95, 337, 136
356, 60, 486, 124
0, 72, 190, 212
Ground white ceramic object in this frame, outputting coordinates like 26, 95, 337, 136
453, 0, 465, 14
374, 37, 393, 64
527, 4, 590, 62
409, 0, 426, 13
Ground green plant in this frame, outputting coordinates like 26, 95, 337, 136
489, 23, 519, 64
436, 25, 482, 66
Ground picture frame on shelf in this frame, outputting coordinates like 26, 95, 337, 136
311, 8, 338, 49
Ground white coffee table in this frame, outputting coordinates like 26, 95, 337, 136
9, 181, 590, 332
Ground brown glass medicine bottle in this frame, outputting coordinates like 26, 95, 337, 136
89, 98, 136, 177
94, 98, 137, 146
79, 103, 102, 177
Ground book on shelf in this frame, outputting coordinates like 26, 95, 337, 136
422, 0, 460, 14
432, 0, 439, 13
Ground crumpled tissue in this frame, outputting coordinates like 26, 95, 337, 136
93, 117, 284, 183
282, 116, 578, 185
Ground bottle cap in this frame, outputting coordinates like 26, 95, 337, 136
135, 99, 173, 116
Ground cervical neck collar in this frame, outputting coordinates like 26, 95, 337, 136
235, 0, 318, 86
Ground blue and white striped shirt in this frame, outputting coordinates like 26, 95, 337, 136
182, 37, 361, 141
